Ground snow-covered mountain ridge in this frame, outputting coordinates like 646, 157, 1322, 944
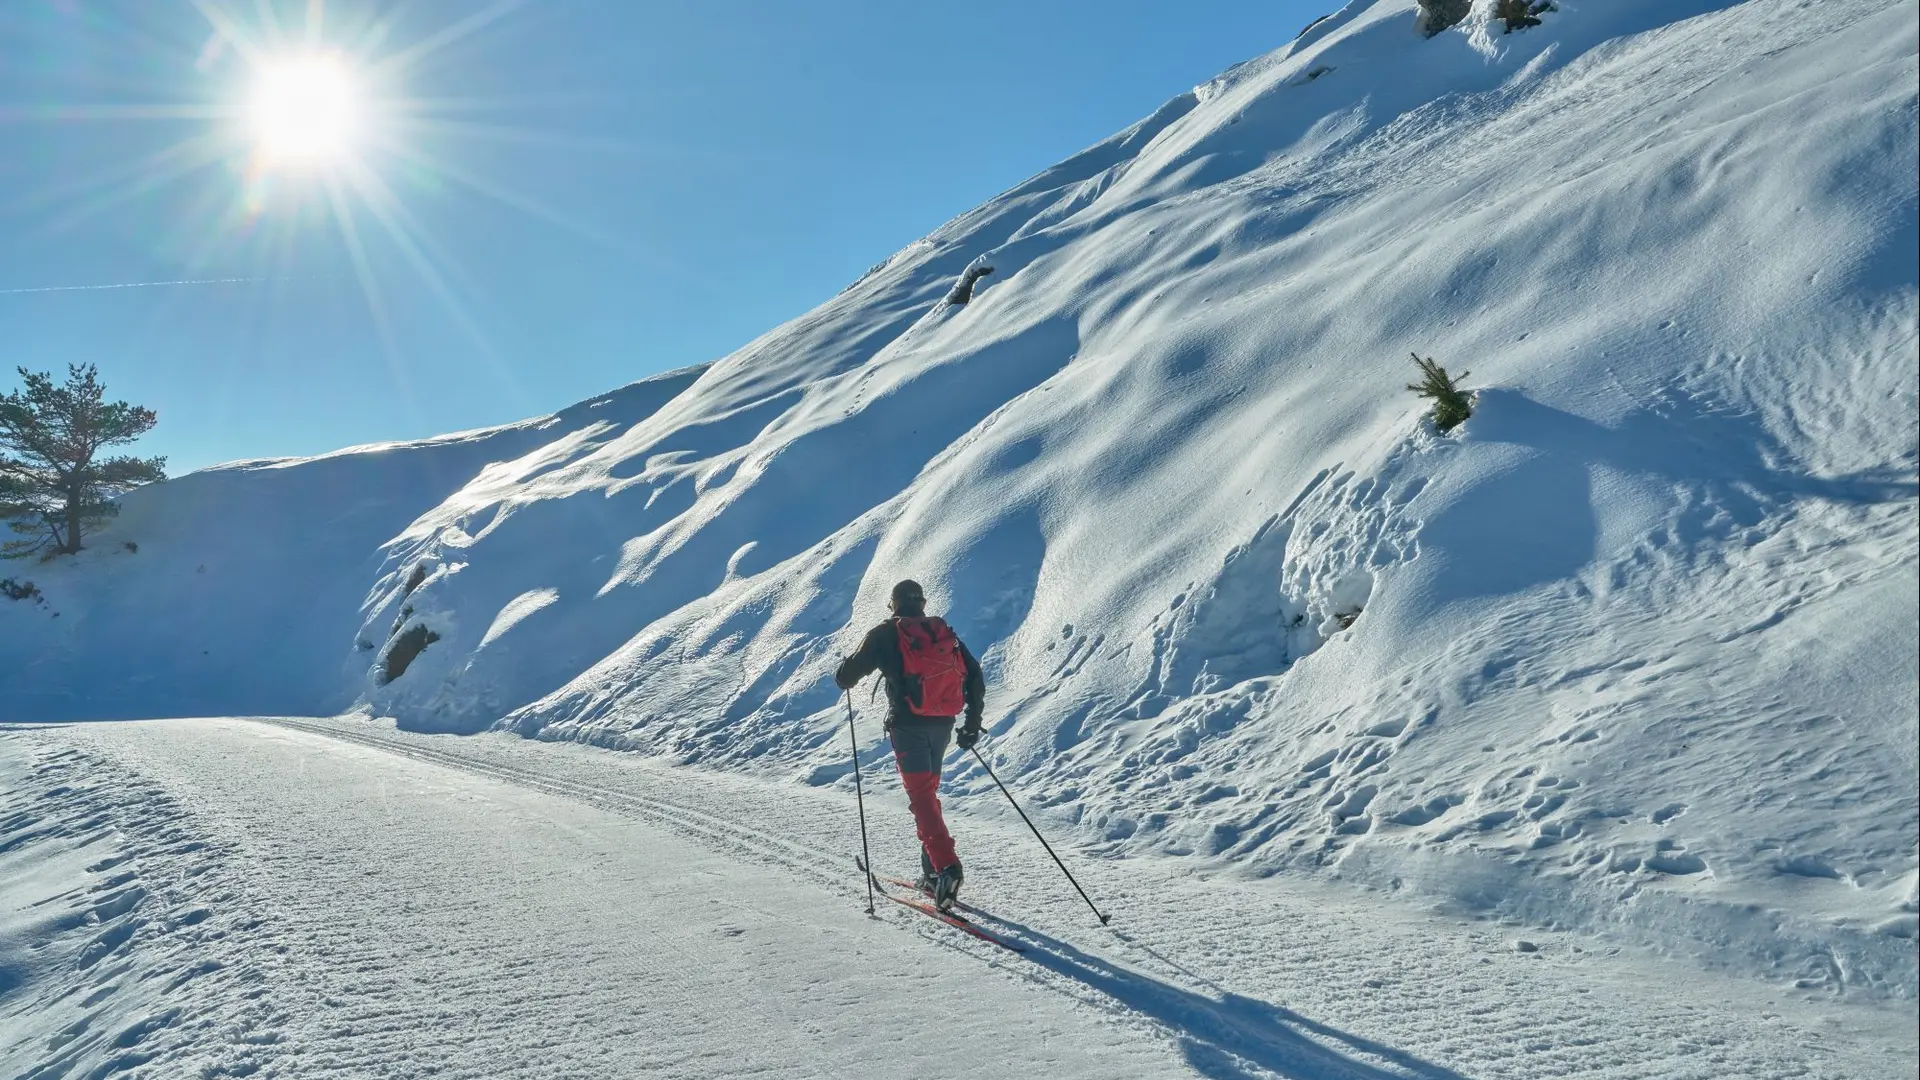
5, 0, 1916, 996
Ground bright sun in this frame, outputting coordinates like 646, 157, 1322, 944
36, 2, 612, 358
249, 55, 358, 164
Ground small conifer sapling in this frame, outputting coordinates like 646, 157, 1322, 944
1407, 353, 1473, 433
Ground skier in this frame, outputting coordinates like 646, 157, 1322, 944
835, 579, 985, 911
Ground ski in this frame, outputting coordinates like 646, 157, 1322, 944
857, 859, 1026, 953
879, 889, 1027, 952
874, 874, 991, 920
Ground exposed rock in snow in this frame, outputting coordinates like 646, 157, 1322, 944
1417, 0, 1473, 36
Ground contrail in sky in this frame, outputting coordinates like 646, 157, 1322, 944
0, 276, 288, 295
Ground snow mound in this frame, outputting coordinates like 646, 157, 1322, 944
5, 0, 1915, 996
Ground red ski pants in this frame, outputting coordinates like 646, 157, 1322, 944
890, 720, 959, 873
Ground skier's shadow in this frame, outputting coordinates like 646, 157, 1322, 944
972, 910, 1475, 1080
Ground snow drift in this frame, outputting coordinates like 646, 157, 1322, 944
5, 0, 1916, 996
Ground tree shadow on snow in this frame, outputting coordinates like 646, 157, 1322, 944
967, 909, 1475, 1080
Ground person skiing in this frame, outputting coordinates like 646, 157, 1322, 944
835, 579, 985, 911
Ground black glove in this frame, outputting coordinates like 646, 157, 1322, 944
955, 721, 983, 751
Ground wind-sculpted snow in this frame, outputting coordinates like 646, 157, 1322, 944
4, 0, 1915, 998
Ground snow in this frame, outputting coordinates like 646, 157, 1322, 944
3, 0, 1917, 1071
0, 721, 1194, 1078
4, 718, 1913, 1079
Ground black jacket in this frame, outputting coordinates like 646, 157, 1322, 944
835, 617, 985, 727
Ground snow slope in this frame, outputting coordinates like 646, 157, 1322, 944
1, 365, 705, 720
5, 0, 1917, 1001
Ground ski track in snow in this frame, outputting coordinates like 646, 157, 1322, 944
3, 718, 1912, 1080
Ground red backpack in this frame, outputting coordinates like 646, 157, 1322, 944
895, 616, 967, 717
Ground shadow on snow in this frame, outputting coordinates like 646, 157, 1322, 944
962, 907, 1474, 1080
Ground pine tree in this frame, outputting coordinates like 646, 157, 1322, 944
0, 364, 166, 558
1406, 353, 1473, 434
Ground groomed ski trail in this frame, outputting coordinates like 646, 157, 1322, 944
3, 717, 1912, 1080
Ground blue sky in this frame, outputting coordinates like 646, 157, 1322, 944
2, 0, 1326, 474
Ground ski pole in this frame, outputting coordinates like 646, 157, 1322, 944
847, 691, 876, 915
970, 745, 1111, 925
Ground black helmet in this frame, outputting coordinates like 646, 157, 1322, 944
889, 579, 926, 616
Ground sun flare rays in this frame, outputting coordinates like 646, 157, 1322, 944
9, 0, 652, 399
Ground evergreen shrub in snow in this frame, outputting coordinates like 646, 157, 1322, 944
1407, 353, 1473, 433
1, 577, 40, 602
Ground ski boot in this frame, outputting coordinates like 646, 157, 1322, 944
933, 861, 965, 912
